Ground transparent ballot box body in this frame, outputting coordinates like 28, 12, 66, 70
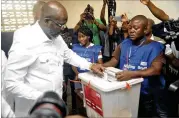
78, 67, 143, 118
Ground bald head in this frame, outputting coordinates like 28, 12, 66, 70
33, 1, 45, 22
131, 15, 148, 28
146, 18, 155, 35
40, 0, 68, 24
148, 18, 155, 25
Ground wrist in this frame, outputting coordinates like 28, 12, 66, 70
147, 1, 152, 7
132, 71, 142, 78
109, 24, 115, 27
89, 63, 96, 70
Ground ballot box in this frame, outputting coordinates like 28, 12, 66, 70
78, 67, 143, 118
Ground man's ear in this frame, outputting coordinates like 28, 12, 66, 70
144, 26, 147, 35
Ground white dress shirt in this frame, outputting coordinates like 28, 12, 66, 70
1, 50, 15, 118
5, 22, 91, 117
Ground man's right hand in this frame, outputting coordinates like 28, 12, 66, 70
90, 63, 105, 76
140, 0, 150, 5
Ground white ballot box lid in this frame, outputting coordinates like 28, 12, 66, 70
79, 67, 143, 92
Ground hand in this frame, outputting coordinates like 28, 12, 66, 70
109, 16, 117, 26
116, 70, 134, 81
121, 13, 129, 23
90, 64, 105, 76
140, 0, 150, 5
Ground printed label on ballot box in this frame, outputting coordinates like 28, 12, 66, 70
84, 85, 103, 116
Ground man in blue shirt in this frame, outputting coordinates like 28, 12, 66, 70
103, 15, 167, 117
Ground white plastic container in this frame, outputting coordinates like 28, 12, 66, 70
78, 68, 143, 118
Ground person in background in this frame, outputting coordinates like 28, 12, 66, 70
103, 15, 168, 117
1, 50, 15, 118
141, 0, 179, 116
71, 26, 103, 114
4, 1, 104, 117
146, 18, 165, 44
74, 4, 107, 45
72, 26, 103, 81
99, 0, 129, 62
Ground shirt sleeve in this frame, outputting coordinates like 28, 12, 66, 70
4, 51, 42, 100
61, 39, 92, 70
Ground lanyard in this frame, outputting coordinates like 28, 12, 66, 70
126, 39, 146, 69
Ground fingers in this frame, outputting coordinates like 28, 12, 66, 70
116, 72, 123, 81
91, 64, 105, 76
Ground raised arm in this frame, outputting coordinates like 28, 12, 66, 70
140, 0, 169, 21
100, 0, 108, 26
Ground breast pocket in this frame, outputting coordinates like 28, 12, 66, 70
37, 55, 50, 74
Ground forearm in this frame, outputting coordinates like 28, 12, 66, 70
64, 49, 92, 70
109, 25, 115, 35
72, 66, 79, 75
100, 4, 107, 26
130, 67, 161, 78
103, 57, 118, 67
97, 23, 107, 31
147, 1, 169, 21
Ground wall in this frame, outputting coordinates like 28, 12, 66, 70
57, 0, 179, 28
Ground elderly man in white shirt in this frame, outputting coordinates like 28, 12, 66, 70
4, 1, 104, 117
